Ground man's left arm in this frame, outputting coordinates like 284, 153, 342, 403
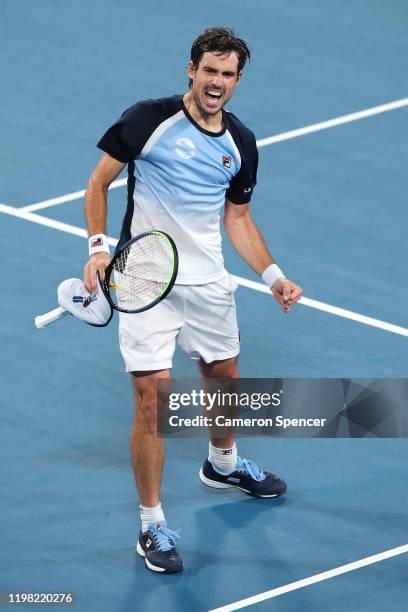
223, 199, 303, 312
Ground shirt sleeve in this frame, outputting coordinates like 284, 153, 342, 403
97, 100, 161, 163
226, 127, 258, 205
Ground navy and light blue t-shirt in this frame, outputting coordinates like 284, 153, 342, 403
97, 94, 258, 284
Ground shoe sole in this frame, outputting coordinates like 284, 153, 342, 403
199, 467, 282, 498
136, 541, 183, 574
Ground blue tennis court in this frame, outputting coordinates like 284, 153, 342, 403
1, 1, 407, 610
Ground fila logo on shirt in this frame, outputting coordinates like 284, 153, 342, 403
222, 155, 231, 168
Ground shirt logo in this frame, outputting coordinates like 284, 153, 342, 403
244, 187, 252, 193
175, 137, 196, 159
223, 155, 231, 168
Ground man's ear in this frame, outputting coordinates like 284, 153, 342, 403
236, 70, 243, 85
187, 60, 195, 80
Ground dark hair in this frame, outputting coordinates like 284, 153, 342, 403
189, 27, 251, 87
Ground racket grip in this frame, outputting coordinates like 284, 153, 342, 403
34, 307, 68, 329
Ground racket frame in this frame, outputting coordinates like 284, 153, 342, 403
101, 230, 179, 314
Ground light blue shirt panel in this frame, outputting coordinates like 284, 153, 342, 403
135, 116, 241, 219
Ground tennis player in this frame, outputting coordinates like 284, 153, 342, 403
83, 27, 303, 573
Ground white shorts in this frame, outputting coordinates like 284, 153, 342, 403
119, 272, 240, 371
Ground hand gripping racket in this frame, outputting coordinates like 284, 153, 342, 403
34, 230, 178, 328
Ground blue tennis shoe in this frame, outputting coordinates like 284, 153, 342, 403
137, 520, 183, 573
199, 457, 287, 498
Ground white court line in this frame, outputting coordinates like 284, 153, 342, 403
20, 97, 408, 213
0, 203, 117, 247
256, 97, 408, 147
233, 276, 408, 337
1, 202, 407, 338
21, 178, 127, 213
209, 543, 408, 612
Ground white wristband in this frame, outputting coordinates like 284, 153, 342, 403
88, 234, 110, 256
262, 263, 286, 288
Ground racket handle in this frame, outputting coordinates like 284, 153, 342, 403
34, 307, 68, 329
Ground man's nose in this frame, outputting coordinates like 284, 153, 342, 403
210, 74, 223, 88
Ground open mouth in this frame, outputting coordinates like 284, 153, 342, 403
204, 89, 223, 102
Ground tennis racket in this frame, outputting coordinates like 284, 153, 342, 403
34, 230, 178, 328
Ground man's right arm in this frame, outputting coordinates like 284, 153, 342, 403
84, 153, 125, 293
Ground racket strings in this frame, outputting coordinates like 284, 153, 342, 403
109, 233, 175, 311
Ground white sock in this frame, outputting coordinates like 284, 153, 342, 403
140, 502, 165, 533
209, 442, 238, 475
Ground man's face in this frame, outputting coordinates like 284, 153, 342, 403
188, 51, 241, 116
